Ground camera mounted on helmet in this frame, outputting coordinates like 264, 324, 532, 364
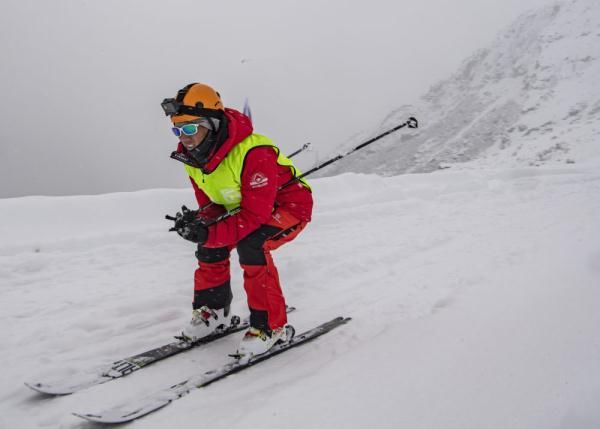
161, 82, 225, 122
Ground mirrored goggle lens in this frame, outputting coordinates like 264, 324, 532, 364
171, 124, 201, 137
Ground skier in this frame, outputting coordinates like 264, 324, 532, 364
162, 83, 313, 357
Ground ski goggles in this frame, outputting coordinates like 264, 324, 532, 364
171, 120, 211, 137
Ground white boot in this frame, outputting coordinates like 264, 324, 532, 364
236, 325, 292, 357
182, 306, 229, 341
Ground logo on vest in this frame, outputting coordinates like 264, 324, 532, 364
250, 172, 269, 188
219, 188, 241, 203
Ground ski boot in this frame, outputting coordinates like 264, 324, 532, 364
236, 324, 294, 358
181, 306, 230, 342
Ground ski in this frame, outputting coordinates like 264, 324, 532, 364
73, 316, 351, 424
25, 307, 296, 395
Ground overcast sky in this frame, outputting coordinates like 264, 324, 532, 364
0, 0, 555, 198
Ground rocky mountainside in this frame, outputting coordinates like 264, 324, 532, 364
321, 0, 600, 176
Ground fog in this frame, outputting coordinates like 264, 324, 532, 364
0, 0, 554, 198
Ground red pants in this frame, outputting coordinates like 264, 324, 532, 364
193, 208, 307, 330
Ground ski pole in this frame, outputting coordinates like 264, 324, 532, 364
287, 142, 311, 159
202, 117, 418, 226
280, 116, 418, 189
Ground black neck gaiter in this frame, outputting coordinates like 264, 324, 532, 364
188, 118, 229, 173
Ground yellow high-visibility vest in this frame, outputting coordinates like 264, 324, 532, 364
185, 133, 310, 212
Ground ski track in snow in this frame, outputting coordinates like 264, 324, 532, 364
1, 162, 600, 428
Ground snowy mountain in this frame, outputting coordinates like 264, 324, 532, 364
321, 0, 600, 176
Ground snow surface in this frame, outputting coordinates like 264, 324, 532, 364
1, 157, 600, 428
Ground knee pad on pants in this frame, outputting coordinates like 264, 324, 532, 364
237, 225, 281, 265
196, 245, 230, 263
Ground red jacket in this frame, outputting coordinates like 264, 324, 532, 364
178, 109, 313, 248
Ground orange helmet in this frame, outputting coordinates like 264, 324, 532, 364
162, 83, 224, 124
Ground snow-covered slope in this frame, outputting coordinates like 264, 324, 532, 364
322, 0, 600, 176
1, 160, 600, 428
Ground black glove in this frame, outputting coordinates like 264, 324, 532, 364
166, 205, 209, 244
178, 220, 208, 244
168, 205, 197, 229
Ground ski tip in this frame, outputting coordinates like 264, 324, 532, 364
73, 411, 130, 424
24, 382, 72, 396
72, 412, 105, 423
24, 382, 44, 394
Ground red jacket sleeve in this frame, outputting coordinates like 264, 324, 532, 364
203, 146, 278, 248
